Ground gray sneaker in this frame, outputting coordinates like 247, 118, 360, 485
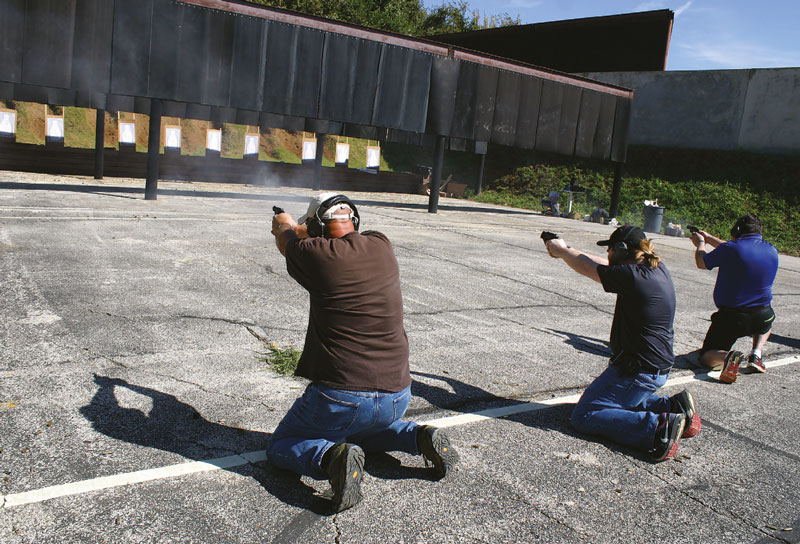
745, 353, 766, 374
416, 425, 459, 479
325, 443, 365, 512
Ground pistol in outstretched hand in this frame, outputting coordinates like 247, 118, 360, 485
540, 231, 560, 244
687, 225, 700, 234
272, 205, 285, 215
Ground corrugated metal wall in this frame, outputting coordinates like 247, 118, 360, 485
0, 0, 632, 162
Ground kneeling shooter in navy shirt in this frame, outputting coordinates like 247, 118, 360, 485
691, 214, 779, 383
546, 226, 700, 462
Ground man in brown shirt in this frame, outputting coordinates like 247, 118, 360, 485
268, 193, 459, 512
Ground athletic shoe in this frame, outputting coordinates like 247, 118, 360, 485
325, 443, 365, 512
745, 353, 766, 374
650, 412, 686, 462
670, 390, 701, 438
416, 425, 459, 479
719, 350, 743, 384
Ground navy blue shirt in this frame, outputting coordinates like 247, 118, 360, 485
597, 262, 676, 371
703, 234, 779, 308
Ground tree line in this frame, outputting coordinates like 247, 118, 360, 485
244, 0, 520, 35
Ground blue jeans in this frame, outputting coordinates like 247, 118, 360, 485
267, 384, 419, 480
571, 363, 670, 451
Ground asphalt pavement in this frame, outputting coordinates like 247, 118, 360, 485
1, 171, 799, 544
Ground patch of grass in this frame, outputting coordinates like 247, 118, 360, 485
261, 343, 302, 376
63, 107, 95, 148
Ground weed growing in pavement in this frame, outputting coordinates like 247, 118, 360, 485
261, 343, 301, 376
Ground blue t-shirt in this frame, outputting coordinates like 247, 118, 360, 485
597, 262, 676, 370
703, 234, 779, 308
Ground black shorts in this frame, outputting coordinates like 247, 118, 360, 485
700, 305, 775, 354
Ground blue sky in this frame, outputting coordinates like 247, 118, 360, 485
424, 0, 800, 71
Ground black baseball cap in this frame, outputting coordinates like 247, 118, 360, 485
596, 225, 646, 247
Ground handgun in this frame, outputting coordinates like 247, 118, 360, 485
272, 206, 285, 215
687, 225, 699, 234
540, 231, 560, 243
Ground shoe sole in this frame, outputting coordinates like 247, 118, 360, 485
683, 413, 701, 438
673, 392, 701, 438
719, 353, 742, 383
331, 447, 365, 513
430, 430, 459, 480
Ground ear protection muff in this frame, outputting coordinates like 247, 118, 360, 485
612, 241, 629, 260
730, 221, 742, 239
306, 194, 360, 238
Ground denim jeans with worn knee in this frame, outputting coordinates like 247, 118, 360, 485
267, 384, 419, 480
571, 363, 670, 451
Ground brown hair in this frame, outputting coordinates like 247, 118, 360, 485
631, 239, 661, 269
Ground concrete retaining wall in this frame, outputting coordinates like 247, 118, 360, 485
581, 68, 800, 155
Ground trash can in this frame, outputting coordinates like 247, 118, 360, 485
643, 205, 665, 233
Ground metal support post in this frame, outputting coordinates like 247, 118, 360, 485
94, 109, 104, 180
312, 134, 325, 191
476, 153, 486, 195
145, 99, 162, 200
428, 135, 446, 213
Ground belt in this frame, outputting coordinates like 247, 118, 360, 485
641, 366, 671, 376
718, 305, 771, 313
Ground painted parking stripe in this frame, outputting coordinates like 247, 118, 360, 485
2, 354, 798, 508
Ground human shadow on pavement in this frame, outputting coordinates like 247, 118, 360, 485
80, 374, 330, 514
409, 370, 518, 415
548, 329, 610, 358
672, 349, 703, 370
769, 333, 800, 350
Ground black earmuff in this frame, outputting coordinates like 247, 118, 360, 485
612, 241, 629, 260
306, 195, 360, 238
730, 222, 741, 239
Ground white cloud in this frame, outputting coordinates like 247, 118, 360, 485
507, 0, 544, 7
677, 40, 800, 69
674, 0, 693, 17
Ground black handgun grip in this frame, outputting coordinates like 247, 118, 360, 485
540, 231, 560, 242
687, 225, 699, 234
272, 206, 285, 215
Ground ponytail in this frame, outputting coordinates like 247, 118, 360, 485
632, 239, 661, 269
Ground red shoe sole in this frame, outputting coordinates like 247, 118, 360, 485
719, 362, 740, 383
661, 441, 680, 461
682, 414, 701, 438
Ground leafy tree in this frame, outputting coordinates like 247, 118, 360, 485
421, 1, 520, 35
243, 0, 518, 36
245, 0, 427, 35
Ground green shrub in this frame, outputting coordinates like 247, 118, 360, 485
473, 160, 800, 256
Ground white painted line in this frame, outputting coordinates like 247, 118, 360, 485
2, 354, 798, 508
2, 454, 249, 508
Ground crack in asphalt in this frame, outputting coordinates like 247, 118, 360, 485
405, 302, 588, 317
333, 515, 343, 544
617, 421, 799, 544
701, 420, 800, 464
102, 357, 276, 413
